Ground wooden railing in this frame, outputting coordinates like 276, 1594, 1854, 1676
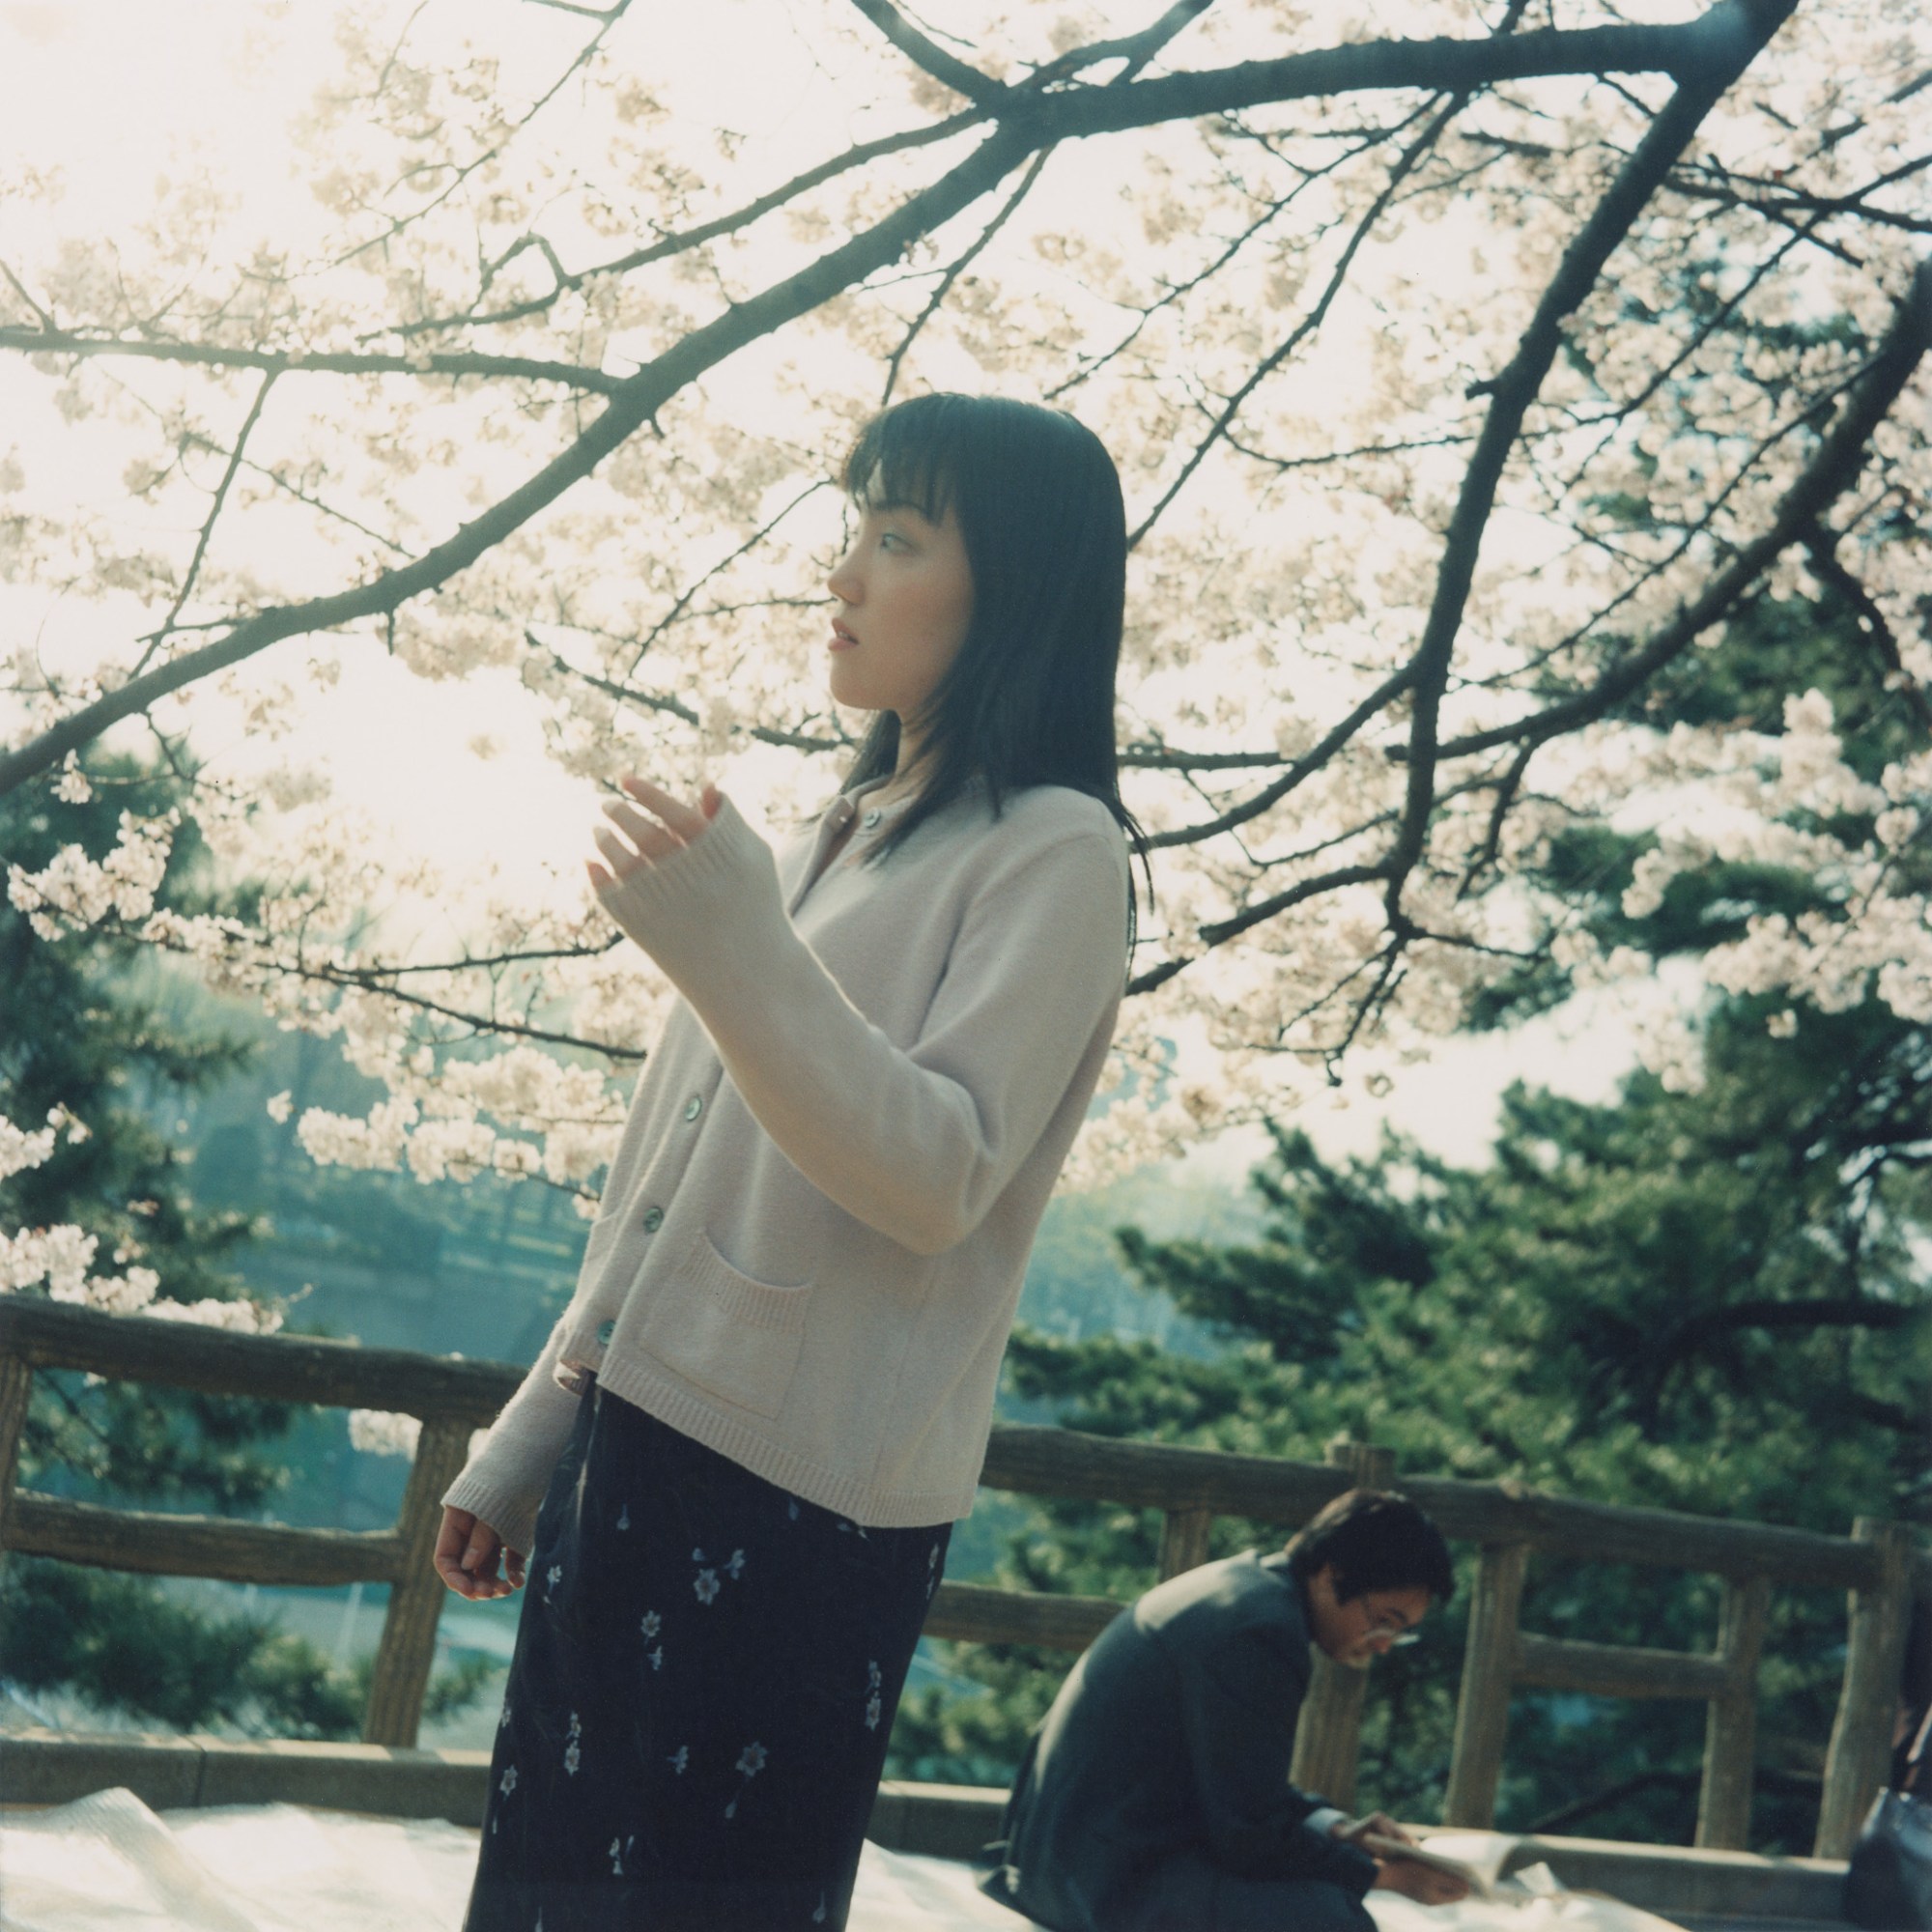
0, 1297, 1921, 1857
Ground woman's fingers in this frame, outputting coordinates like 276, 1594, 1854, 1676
588, 780, 711, 895
619, 775, 710, 841
463, 1519, 508, 1597
434, 1506, 486, 1598
601, 797, 683, 861
431, 1504, 526, 1601
592, 822, 653, 882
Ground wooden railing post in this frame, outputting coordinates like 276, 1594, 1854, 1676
1443, 1538, 1529, 1827
1814, 1519, 1914, 1859
1290, 1436, 1395, 1812
1158, 1505, 1213, 1580
0, 1351, 31, 1562
1696, 1575, 1769, 1849
361, 1417, 474, 1748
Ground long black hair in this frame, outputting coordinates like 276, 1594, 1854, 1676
838, 391, 1148, 939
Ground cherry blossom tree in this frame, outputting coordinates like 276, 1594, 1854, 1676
2, 0, 1927, 1239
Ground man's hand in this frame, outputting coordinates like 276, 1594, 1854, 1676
1335, 1810, 1414, 1848
1370, 1858, 1472, 1906
434, 1505, 526, 1601
1336, 1814, 1472, 1907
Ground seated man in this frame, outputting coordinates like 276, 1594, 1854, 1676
980, 1489, 1468, 1932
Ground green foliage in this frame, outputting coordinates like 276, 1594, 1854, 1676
0, 1558, 494, 1739
888, 1004, 1929, 1852
0, 1558, 357, 1736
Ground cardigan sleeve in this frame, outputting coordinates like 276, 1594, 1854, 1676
440, 1313, 583, 1557
594, 795, 1126, 1256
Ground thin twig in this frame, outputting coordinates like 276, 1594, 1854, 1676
133, 372, 277, 678
881, 147, 1053, 404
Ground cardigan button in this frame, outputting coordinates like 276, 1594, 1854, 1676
682, 1094, 703, 1122
861, 808, 882, 831
641, 1206, 665, 1233
595, 1320, 614, 1345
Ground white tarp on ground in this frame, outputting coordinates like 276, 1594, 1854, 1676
0, 1789, 1690, 1932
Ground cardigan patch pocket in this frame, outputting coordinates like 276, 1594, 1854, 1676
638, 1230, 810, 1420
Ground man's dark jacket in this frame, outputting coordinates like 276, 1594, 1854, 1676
980, 1550, 1378, 1932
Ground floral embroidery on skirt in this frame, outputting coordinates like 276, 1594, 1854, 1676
462, 1380, 951, 1932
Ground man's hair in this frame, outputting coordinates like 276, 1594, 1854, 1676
1284, 1488, 1455, 1605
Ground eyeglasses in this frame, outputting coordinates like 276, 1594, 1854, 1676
1364, 1607, 1422, 1646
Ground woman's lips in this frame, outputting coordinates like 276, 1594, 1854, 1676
829, 620, 859, 651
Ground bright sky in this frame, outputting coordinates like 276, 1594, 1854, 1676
0, 0, 1655, 1174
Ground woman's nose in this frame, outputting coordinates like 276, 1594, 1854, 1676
826, 545, 862, 605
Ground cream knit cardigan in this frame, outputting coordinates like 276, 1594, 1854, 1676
441, 779, 1129, 1551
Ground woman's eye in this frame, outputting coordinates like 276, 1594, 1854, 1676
878, 530, 909, 553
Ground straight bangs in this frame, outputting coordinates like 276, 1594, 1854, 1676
839, 407, 956, 526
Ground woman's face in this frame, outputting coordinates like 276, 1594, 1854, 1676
824, 489, 975, 727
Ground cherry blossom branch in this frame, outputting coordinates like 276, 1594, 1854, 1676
288, 962, 646, 1060
363, 936, 622, 976
1128, 862, 1389, 994
1027, 0, 1214, 88
1432, 256, 1932, 762
1667, 150, 1932, 239
135, 372, 277, 677
1126, 89, 1466, 548
0, 327, 624, 393
1802, 523, 1932, 732
384, 109, 992, 339
881, 145, 1054, 405
1118, 741, 1290, 772
622, 480, 830, 676
541, 646, 851, 755
1141, 662, 1415, 850
0, 5, 1747, 802
1025, 7, 1778, 140
848, 0, 1004, 105
327, 0, 638, 271
396, 11, 1733, 340
1482, 341, 1869, 696
1383, 0, 1798, 922
0, 121, 1040, 800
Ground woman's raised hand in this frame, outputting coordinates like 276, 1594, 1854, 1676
587, 775, 721, 890
585, 772, 785, 993
434, 1504, 526, 1601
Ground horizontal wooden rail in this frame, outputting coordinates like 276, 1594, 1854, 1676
982, 1423, 1915, 1595
1401, 1478, 1896, 1594
5, 1493, 404, 1587
1514, 1633, 1728, 1701
0, 1298, 514, 1424
5, 1303, 1922, 1602
925, 1579, 1123, 1650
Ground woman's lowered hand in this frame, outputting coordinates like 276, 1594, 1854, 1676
434, 1505, 526, 1600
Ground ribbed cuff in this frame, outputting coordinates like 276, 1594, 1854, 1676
440, 1465, 543, 1561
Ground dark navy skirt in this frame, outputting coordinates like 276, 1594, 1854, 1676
462, 1379, 951, 1932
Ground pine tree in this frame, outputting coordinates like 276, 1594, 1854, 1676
0, 756, 487, 1738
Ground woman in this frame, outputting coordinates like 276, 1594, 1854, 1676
434, 392, 1142, 1930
